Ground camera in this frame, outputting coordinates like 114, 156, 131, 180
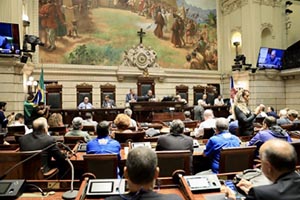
22, 34, 44, 53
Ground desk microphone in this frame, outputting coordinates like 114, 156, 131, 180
172, 170, 195, 200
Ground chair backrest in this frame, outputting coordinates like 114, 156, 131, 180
0, 144, 19, 151
0, 151, 43, 180
202, 128, 215, 139
114, 131, 145, 143
82, 125, 96, 133
219, 146, 256, 173
183, 121, 198, 130
291, 141, 300, 165
64, 136, 85, 144
83, 154, 118, 178
7, 125, 26, 136
48, 126, 67, 136
156, 150, 191, 177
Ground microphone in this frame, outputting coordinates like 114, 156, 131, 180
58, 142, 77, 158
172, 170, 195, 200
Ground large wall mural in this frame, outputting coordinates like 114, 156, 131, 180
39, 0, 217, 70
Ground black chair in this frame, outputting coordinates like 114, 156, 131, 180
202, 128, 215, 139
114, 131, 145, 143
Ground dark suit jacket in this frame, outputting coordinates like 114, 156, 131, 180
18, 131, 66, 173
102, 99, 116, 108
246, 171, 300, 200
156, 133, 193, 153
234, 106, 256, 136
125, 93, 137, 102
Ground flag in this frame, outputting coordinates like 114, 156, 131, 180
32, 68, 45, 105
230, 76, 237, 99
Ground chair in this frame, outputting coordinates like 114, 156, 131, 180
156, 150, 191, 177
114, 131, 145, 143
218, 146, 256, 173
291, 141, 300, 166
48, 126, 67, 136
76, 83, 93, 107
202, 128, 215, 139
7, 125, 26, 136
0, 144, 19, 151
64, 136, 85, 144
46, 83, 63, 109
0, 151, 58, 180
100, 83, 116, 107
83, 154, 118, 178
137, 76, 155, 96
82, 125, 96, 133
183, 120, 198, 130
176, 84, 189, 104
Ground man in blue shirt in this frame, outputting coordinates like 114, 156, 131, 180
78, 96, 94, 109
86, 121, 121, 159
264, 50, 281, 67
203, 117, 240, 173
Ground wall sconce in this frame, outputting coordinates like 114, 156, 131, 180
231, 32, 242, 57
286, 1, 293, 7
26, 76, 37, 94
285, 9, 293, 15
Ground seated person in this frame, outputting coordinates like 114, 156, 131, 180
102, 95, 116, 108
9, 113, 32, 134
124, 108, 138, 131
287, 109, 300, 123
214, 95, 224, 106
47, 113, 66, 135
193, 99, 204, 121
113, 113, 133, 133
0, 101, 14, 129
267, 106, 279, 119
86, 121, 121, 159
125, 88, 137, 103
227, 140, 300, 200
174, 95, 187, 104
18, 117, 66, 175
228, 120, 239, 135
0, 35, 12, 52
183, 111, 193, 122
264, 50, 281, 66
202, 118, 240, 173
105, 146, 182, 200
82, 112, 98, 129
65, 117, 91, 142
199, 94, 210, 106
248, 116, 292, 154
144, 90, 157, 102
257, 104, 268, 118
78, 96, 95, 109
194, 109, 216, 138
276, 109, 291, 126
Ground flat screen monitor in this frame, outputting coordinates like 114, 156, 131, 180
0, 22, 21, 56
257, 47, 284, 70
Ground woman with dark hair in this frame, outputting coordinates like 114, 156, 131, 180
233, 89, 262, 136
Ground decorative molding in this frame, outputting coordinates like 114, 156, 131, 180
231, 26, 242, 34
253, 0, 283, 7
220, 0, 249, 15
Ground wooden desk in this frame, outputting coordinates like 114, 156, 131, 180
50, 108, 124, 125
130, 102, 185, 122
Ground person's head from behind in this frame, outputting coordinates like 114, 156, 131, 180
279, 109, 287, 118
259, 139, 297, 182
267, 106, 274, 113
124, 108, 133, 118
15, 113, 25, 124
203, 109, 214, 121
287, 109, 298, 122
114, 113, 131, 130
125, 146, 158, 188
83, 97, 89, 104
96, 121, 110, 138
48, 113, 63, 127
72, 117, 83, 130
170, 119, 185, 134
263, 116, 276, 129
215, 117, 229, 133
85, 112, 93, 120
0, 101, 7, 111
184, 111, 191, 119
33, 117, 48, 134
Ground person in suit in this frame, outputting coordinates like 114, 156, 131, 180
145, 90, 156, 101
125, 88, 137, 103
194, 99, 204, 121
156, 119, 193, 173
105, 146, 182, 200
102, 95, 116, 108
18, 117, 66, 176
227, 139, 300, 200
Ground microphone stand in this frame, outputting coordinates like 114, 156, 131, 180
62, 151, 78, 199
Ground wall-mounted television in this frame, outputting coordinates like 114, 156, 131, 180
257, 47, 285, 70
0, 22, 21, 56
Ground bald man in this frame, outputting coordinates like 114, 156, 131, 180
228, 139, 300, 200
19, 117, 66, 175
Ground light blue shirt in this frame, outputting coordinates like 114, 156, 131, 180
78, 102, 93, 109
